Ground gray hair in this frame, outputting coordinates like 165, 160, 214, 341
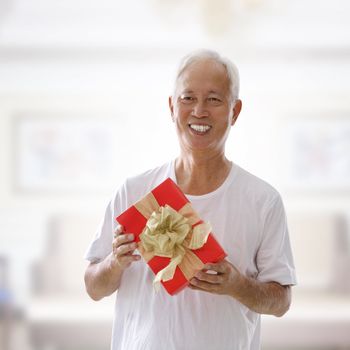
173, 49, 240, 102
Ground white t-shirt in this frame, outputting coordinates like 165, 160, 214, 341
85, 160, 296, 350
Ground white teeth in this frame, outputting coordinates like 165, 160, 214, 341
190, 124, 211, 133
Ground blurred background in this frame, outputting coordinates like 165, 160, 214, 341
0, 0, 349, 349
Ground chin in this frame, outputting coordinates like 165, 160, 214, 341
186, 142, 216, 153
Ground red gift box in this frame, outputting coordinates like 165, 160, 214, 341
116, 178, 227, 295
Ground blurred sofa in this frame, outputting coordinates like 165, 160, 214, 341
262, 211, 350, 349
27, 213, 114, 350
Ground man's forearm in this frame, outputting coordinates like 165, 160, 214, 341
84, 253, 124, 301
190, 260, 292, 317
232, 276, 291, 317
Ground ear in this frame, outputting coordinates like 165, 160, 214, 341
231, 99, 242, 126
168, 96, 175, 122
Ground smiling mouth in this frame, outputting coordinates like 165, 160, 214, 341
189, 124, 212, 133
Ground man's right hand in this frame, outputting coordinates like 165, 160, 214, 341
112, 225, 141, 270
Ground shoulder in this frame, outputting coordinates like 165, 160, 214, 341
232, 164, 282, 207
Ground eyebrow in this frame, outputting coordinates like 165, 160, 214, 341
180, 90, 194, 94
208, 90, 221, 95
180, 90, 221, 95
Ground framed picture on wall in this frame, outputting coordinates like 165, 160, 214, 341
12, 113, 125, 194
284, 117, 350, 191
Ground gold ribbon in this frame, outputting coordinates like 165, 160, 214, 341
138, 203, 211, 291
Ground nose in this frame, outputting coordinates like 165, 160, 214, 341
191, 100, 209, 118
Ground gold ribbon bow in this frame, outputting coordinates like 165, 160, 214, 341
139, 205, 211, 291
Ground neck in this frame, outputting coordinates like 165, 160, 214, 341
175, 150, 232, 195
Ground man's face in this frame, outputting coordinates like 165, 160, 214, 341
169, 59, 240, 154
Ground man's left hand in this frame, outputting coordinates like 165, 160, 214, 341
189, 259, 242, 296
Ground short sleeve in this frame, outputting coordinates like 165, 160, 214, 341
256, 194, 297, 286
84, 186, 124, 263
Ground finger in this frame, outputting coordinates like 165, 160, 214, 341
188, 283, 201, 291
114, 224, 124, 238
114, 246, 136, 257
113, 235, 134, 255
204, 261, 227, 274
119, 253, 141, 263
189, 277, 219, 293
195, 270, 223, 284
115, 242, 138, 257
114, 233, 135, 247
117, 254, 141, 267
188, 283, 212, 293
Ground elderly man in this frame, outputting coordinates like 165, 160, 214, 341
84, 49, 296, 350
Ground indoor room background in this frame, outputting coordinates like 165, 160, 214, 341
0, 0, 349, 349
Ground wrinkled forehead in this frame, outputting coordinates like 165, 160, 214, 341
175, 59, 230, 95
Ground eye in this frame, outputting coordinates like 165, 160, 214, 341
208, 97, 222, 105
180, 95, 195, 104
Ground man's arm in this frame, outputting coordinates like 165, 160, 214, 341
84, 226, 140, 301
189, 260, 291, 317
84, 253, 123, 301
